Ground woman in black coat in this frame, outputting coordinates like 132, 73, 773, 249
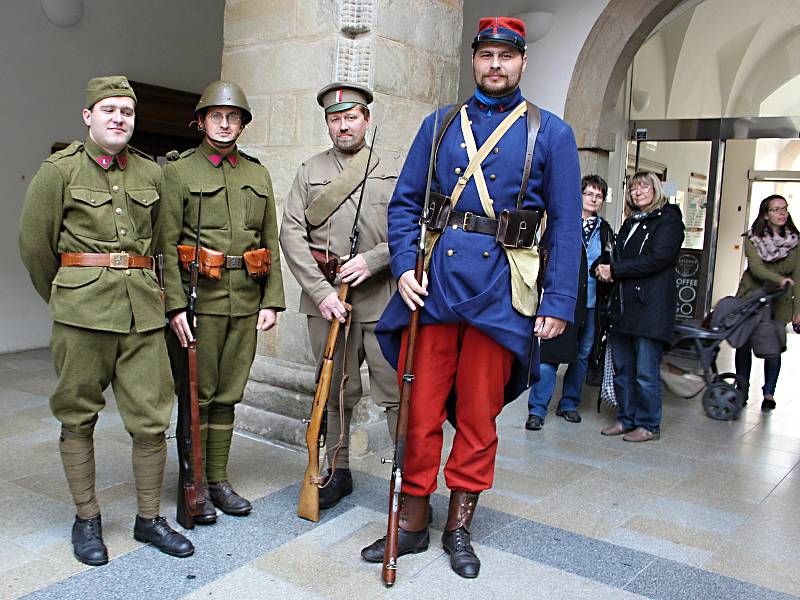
594, 171, 684, 442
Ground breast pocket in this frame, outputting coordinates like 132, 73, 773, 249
67, 187, 115, 241
242, 184, 269, 230
127, 187, 159, 240
187, 184, 228, 230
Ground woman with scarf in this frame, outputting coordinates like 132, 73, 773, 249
734, 194, 800, 411
594, 172, 684, 442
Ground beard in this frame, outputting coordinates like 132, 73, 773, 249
334, 135, 365, 153
475, 67, 523, 97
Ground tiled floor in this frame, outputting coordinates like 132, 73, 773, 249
1, 337, 798, 600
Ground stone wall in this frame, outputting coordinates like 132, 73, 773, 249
221, 0, 463, 454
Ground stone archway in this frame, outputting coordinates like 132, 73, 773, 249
563, 0, 684, 177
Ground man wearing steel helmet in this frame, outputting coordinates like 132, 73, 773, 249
280, 82, 401, 510
361, 17, 581, 578
19, 76, 193, 565
157, 81, 285, 523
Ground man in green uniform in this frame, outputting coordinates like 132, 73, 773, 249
158, 81, 285, 523
19, 76, 194, 565
280, 82, 400, 509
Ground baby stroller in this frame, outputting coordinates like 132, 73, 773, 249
670, 284, 788, 421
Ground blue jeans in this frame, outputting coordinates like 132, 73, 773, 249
528, 309, 596, 419
610, 332, 663, 433
734, 341, 781, 397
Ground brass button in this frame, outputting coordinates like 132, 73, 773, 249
120, 228, 127, 236
493, 147, 500, 154
447, 249, 454, 257
115, 207, 122, 215
460, 143, 466, 149
451, 224, 458, 230
125, 269, 131, 276
112, 185, 119, 192
483, 251, 490, 257
490, 174, 496, 180
454, 167, 462, 175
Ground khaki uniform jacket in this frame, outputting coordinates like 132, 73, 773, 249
19, 138, 165, 334
280, 146, 401, 322
157, 140, 285, 316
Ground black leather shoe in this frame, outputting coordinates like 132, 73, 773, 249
72, 515, 108, 566
133, 516, 194, 558
525, 415, 543, 430
361, 527, 430, 562
193, 489, 217, 525
556, 409, 582, 423
761, 397, 777, 411
208, 481, 252, 516
442, 527, 480, 578
319, 469, 353, 510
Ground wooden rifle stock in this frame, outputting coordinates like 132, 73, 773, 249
297, 283, 350, 522
176, 191, 207, 529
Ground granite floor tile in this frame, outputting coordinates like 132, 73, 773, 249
181, 564, 326, 600
617, 515, 727, 553
0, 536, 40, 572
675, 468, 778, 503
737, 431, 800, 453
704, 541, 800, 597
0, 557, 86, 600
603, 527, 713, 568
643, 496, 749, 535
710, 443, 800, 469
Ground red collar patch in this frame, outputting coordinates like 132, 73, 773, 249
206, 153, 237, 167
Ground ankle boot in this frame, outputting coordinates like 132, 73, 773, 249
193, 488, 217, 525
133, 515, 194, 557
71, 515, 108, 566
441, 490, 480, 578
361, 493, 430, 562
208, 481, 252, 515
318, 468, 353, 510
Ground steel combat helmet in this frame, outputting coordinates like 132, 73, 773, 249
195, 80, 252, 125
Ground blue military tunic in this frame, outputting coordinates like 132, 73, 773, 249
376, 88, 582, 396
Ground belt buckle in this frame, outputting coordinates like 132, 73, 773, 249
462, 211, 473, 231
109, 252, 129, 268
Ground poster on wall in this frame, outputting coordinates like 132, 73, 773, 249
684, 172, 707, 249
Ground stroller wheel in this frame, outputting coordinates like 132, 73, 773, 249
703, 382, 745, 421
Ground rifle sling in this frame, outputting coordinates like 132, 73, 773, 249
304, 146, 380, 227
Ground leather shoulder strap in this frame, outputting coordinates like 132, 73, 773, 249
432, 102, 464, 179
516, 102, 541, 209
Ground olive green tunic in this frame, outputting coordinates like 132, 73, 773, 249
157, 139, 285, 317
19, 137, 173, 436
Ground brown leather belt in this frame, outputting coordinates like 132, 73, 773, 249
225, 255, 244, 269
60, 252, 154, 269
448, 210, 499, 236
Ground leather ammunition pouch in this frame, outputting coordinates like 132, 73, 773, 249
495, 209, 542, 249
310, 249, 340, 285
425, 191, 452, 232
243, 248, 271, 279
177, 245, 224, 280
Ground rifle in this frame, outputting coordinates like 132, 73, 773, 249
297, 129, 378, 522
382, 109, 440, 586
175, 191, 207, 529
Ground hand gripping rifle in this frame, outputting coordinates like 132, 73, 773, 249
176, 191, 207, 529
382, 109, 440, 586
297, 128, 378, 522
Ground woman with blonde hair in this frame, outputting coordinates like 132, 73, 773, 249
594, 171, 684, 442
734, 194, 800, 411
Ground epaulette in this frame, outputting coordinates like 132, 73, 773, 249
46, 141, 83, 163
165, 150, 181, 162
239, 150, 261, 165
128, 145, 156, 162
174, 148, 196, 160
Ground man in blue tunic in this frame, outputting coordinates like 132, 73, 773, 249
361, 17, 582, 578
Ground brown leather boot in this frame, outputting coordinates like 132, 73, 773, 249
441, 490, 480, 578
361, 493, 430, 562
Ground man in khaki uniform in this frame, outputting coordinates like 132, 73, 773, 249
158, 81, 285, 523
280, 82, 400, 509
19, 76, 193, 566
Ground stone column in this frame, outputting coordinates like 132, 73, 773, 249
221, 0, 463, 455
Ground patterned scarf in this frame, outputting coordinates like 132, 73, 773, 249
748, 229, 799, 262
582, 216, 597, 246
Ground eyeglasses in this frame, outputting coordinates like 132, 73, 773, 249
582, 192, 604, 201
767, 206, 789, 215
208, 111, 242, 125
629, 185, 652, 195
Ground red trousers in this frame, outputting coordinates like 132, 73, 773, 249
398, 323, 514, 496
